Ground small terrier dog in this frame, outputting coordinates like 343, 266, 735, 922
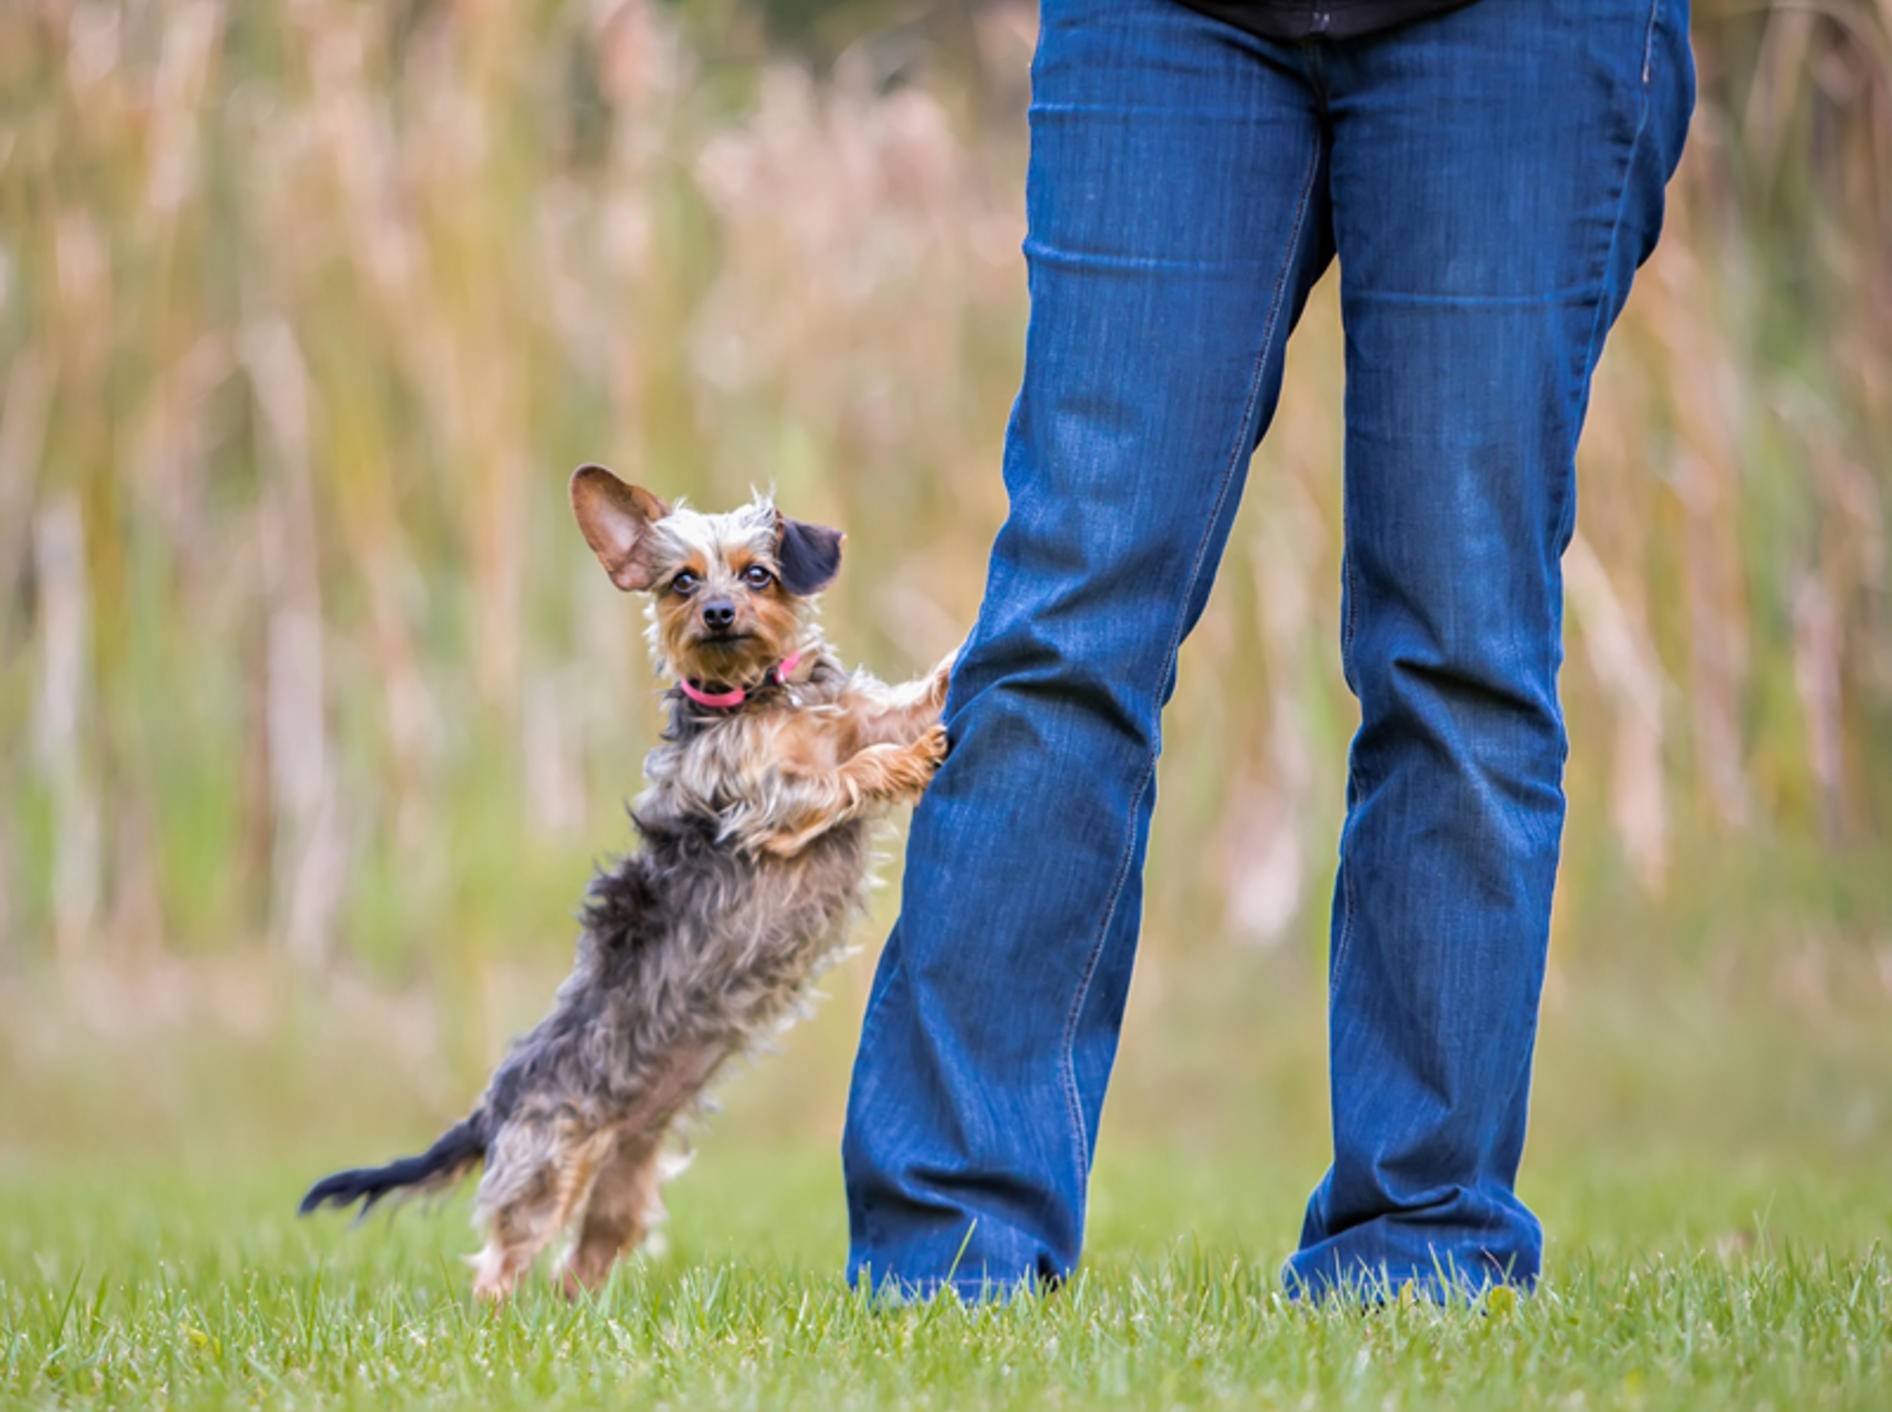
301, 465, 952, 1298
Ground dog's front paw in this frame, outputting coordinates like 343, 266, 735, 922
878, 727, 948, 809
912, 723, 949, 782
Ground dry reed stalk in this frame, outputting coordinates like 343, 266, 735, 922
0, 0, 1884, 966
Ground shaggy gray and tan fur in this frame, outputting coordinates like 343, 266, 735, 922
301, 465, 952, 1299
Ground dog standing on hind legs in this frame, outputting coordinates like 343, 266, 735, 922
300, 465, 954, 1299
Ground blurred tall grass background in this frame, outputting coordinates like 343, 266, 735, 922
1, 0, 1888, 1169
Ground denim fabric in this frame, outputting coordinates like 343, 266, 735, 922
842, 0, 1694, 1301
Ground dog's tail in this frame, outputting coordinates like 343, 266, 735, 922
298, 1113, 487, 1219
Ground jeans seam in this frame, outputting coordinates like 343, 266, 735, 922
1057, 756, 1157, 1177
1329, 767, 1361, 993
1588, 11, 1658, 380
1641, 0, 1662, 85
1055, 128, 1324, 1184
1564, 11, 1658, 557
846, 951, 902, 1258
852, 950, 905, 1069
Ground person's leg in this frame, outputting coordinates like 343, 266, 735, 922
843, 0, 1332, 1297
1286, 0, 1695, 1299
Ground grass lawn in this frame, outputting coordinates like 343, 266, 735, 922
5, 928, 1889, 1409
3, 1146, 1888, 1410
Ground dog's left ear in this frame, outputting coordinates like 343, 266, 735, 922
774, 512, 845, 596
571, 465, 670, 591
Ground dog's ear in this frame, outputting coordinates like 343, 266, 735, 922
571, 465, 670, 592
774, 511, 845, 596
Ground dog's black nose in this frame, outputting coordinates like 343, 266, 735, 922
701, 599, 736, 631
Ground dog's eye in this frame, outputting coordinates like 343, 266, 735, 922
670, 571, 699, 596
742, 565, 774, 590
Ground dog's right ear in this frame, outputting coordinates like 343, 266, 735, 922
570, 465, 670, 592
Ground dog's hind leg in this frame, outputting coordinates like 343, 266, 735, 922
557, 1130, 680, 1296
468, 1116, 614, 1300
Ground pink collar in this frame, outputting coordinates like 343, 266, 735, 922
677, 650, 803, 711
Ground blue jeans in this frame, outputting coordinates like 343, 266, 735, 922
843, 0, 1694, 1300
